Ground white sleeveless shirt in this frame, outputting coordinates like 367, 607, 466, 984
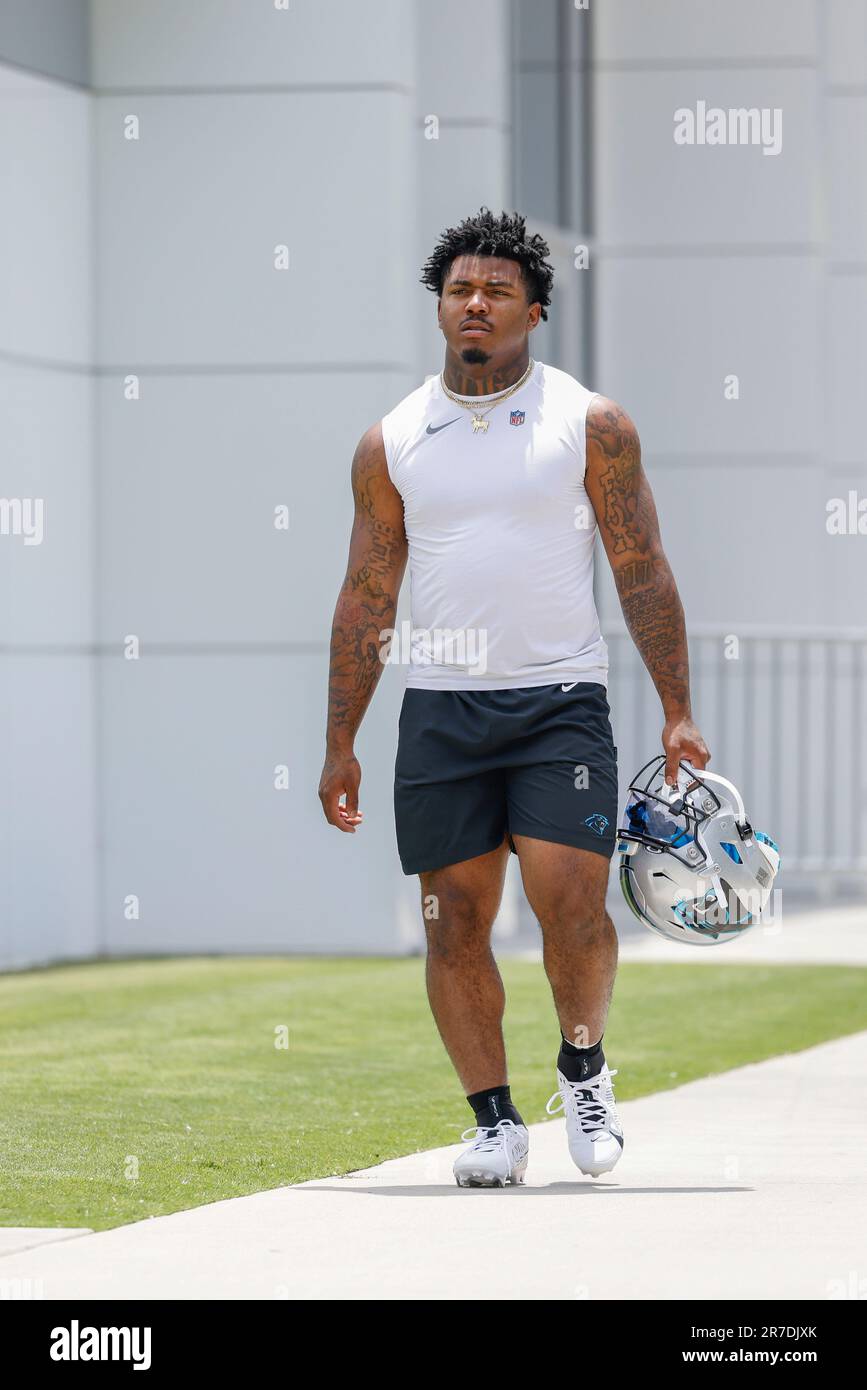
380, 360, 608, 691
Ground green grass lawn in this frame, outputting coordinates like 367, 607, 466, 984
1, 955, 866, 1231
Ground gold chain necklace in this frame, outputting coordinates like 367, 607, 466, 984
440, 359, 535, 435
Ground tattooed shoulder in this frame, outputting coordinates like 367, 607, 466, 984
586, 395, 640, 468
351, 422, 388, 522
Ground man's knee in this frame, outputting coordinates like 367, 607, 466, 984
422, 886, 498, 960
536, 895, 612, 935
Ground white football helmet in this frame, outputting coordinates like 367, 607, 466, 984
617, 755, 780, 947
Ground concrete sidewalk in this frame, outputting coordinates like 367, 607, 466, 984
2, 1031, 865, 1300
615, 903, 867, 966
503, 893, 867, 965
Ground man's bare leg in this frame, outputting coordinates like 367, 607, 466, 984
511, 835, 617, 1047
512, 835, 624, 1175
419, 836, 512, 1094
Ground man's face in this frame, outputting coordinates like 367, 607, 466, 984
437, 254, 541, 365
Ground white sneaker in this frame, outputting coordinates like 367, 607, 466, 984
453, 1118, 529, 1188
546, 1064, 624, 1177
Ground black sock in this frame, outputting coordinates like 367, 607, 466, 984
466, 1085, 524, 1131
558, 1033, 605, 1082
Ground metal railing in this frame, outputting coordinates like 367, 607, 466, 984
604, 624, 867, 879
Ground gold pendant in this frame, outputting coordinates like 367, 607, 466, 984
472, 416, 489, 434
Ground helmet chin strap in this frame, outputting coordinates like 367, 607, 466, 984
658, 758, 698, 813
661, 758, 749, 831
692, 765, 747, 824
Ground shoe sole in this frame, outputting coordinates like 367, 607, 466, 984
454, 1161, 528, 1189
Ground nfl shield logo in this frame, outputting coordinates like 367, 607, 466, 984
509, 409, 525, 427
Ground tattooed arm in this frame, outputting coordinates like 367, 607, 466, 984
584, 395, 710, 785
318, 422, 408, 833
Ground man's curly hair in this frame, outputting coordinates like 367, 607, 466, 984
419, 206, 554, 322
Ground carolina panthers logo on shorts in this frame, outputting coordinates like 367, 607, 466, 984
584, 813, 610, 837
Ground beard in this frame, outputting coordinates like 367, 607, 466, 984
460, 345, 492, 365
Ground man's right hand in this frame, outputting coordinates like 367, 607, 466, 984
318, 750, 364, 833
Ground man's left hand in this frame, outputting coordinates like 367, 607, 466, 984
662, 716, 711, 787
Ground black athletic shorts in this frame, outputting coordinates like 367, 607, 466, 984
393, 680, 618, 875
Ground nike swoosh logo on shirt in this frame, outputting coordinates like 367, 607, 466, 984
425, 418, 460, 435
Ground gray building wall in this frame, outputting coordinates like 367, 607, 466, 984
589, 1, 866, 882
0, 9, 97, 970
90, 0, 421, 959
0, 0, 89, 86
